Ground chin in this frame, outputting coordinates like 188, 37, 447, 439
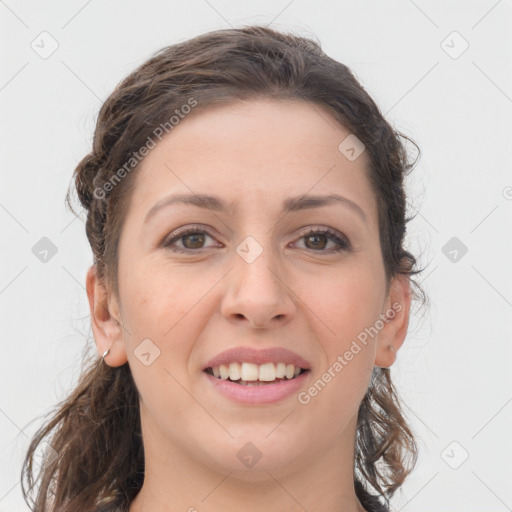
204, 433, 303, 477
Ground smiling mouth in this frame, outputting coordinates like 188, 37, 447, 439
204, 367, 310, 386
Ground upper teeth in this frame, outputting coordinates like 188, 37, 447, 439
211, 362, 302, 381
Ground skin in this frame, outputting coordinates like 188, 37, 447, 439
86, 98, 411, 512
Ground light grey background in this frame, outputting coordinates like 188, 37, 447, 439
1, 1, 511, 510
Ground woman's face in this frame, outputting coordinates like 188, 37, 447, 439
90, 98, 410, 479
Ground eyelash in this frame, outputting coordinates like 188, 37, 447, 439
162, 226, 351, 254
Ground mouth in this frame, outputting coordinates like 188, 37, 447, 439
204, 362, 310, 386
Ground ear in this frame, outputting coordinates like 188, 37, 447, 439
85, 265, 128, 367
374, 273, 412, 368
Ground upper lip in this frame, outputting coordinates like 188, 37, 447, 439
203, 346, 312, 371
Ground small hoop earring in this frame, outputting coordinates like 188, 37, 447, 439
102, 348, 111, 360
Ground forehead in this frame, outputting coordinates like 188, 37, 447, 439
128, 98, 376, 224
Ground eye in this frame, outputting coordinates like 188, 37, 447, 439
163, 227, 220, 253
293, 227, 351, 253
162, 226, 351, 254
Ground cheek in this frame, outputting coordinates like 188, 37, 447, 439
300, 259, 386, 346
296, 259, 384, 407
118, 262, 214, 423
297, 271, 379, 429
120, 257, 216, 337
117, 267, 184, 382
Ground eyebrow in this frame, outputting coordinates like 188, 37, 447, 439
143, 193, 367, 224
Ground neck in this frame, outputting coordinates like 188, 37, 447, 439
129, 412, 367, 512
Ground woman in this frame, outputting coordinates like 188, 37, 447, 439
22, 25, 426, 512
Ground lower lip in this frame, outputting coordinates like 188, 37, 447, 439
203, 371, 311, 405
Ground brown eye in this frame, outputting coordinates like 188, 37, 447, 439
181, 232, 206, 249
304, 233, 328, 250
294, 228, 350, 253
163, 228, 219, 253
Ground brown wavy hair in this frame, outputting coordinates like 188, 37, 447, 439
21, 25, 427, 512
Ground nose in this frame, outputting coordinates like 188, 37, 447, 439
220, 244, 296, 329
